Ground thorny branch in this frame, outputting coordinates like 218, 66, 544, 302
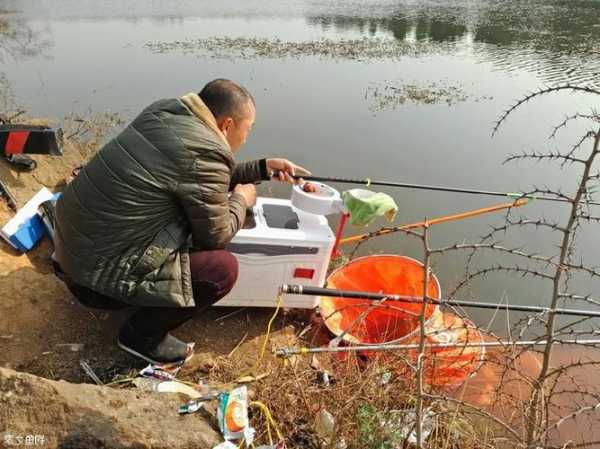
416, 224, 430, 448
503, 150, 586, 166
488, 86, 600, 447
390, 86, 600, 448
493, 85, 600, 136
550, 112, 600, 139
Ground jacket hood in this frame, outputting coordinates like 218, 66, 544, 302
180, 93, 231, 151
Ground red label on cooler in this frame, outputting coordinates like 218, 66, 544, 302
293, 268, 315, 279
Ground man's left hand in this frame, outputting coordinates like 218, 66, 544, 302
266, 158, 311, 184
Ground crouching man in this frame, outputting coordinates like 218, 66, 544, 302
54, 79, 310, 364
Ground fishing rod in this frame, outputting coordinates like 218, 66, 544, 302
271, 171, 600, 206
0, 178, 17, 211
274, 338, 600, 357
280, 285, 600, 319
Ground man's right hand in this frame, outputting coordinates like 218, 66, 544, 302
234, 183, 257, 207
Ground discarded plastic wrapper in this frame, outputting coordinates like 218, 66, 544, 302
179, 399, 204, 415
212, 442, 237, 449
218, 385, 255, 444
382, 408, 434, 445
178, 391, 221, 415
317, 371, 331, 386
315, 409, 335, 440
133, 377, 205, 398
139, 365, 176, 382
139, 342, 195, 381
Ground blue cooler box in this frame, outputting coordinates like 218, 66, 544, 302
1, 188, 57, 252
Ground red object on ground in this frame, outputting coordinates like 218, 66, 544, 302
320, 255, 485, 388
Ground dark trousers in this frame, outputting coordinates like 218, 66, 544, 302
61, 250, 239, 338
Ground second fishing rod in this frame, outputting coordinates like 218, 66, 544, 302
271, 171, 600, 206
281, 285, 600, 319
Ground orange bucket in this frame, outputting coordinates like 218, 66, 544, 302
320, 255, 441, 344
320, 255, 485, 387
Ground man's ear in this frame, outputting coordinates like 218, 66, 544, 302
218, 117, 234, 136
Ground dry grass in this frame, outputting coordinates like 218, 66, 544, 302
175, 309, 512, 449
60, 111, 125, 161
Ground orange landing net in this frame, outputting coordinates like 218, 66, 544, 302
320, 255, 485, 388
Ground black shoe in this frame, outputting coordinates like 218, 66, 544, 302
117, 322, 189, 365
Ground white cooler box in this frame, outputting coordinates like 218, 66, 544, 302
216, 197, 335, 308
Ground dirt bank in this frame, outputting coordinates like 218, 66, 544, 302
0, 366, 220, 449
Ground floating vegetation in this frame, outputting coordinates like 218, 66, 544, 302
365, 80, 493, 110
145, 36, 453, 61
0, 8, 50, 61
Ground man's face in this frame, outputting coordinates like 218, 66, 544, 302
219, 101, 256, 152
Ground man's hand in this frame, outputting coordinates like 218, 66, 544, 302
234, 183, 257, 207
266, 158, 311, 184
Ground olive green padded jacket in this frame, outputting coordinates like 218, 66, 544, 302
54, 93, 268, 307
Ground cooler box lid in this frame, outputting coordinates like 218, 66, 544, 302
231, 197, 335, 248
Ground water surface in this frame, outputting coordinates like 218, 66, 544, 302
1, 0, 600, 334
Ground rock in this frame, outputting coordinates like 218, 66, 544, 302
0, 367, 221, 449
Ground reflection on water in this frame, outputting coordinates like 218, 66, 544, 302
3, 0, 599, 86
306, 0, 600, 86
460, 345, 600, 445
0, 8, 51, 118
0, 10, 50, 61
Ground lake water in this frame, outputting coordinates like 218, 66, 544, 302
1, 0, 600, 333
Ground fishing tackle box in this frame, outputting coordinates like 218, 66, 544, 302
217, 196, 335, 308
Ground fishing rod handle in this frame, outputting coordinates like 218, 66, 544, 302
281, 284, 403, 301
270, 171, 369, 185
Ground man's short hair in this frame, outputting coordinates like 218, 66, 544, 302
198, 79, 255, 120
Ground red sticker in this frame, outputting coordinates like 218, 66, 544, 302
293, 268, 315, 279
5, 131, 30, 154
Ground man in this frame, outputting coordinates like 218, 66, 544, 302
54, 79, 311, 364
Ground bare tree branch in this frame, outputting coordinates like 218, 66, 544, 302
493, 85, 600, 136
